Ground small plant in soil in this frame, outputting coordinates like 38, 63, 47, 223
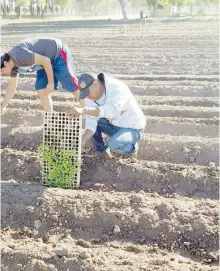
38, 144, 80, 189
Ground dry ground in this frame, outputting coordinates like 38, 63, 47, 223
1, 17, 219, 271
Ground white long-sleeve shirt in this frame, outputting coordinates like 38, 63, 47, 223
85, 74, 146, 134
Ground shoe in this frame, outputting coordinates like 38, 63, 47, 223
112, 151, 138, 159
96, 149, 113, 159
125, 151, 137, 158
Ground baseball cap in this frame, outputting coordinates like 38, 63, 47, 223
78, 72, 97, 100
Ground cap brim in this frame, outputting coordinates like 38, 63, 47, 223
79, 87, 89, 100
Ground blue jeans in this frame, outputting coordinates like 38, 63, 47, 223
35, 44, 78, 92
92, 118, 143, 155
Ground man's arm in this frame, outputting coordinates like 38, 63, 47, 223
80, 86, 127, 119
1, 76, 19, 110
34, 53, 54, 92
83, 107, 100, 117
68, 106, 100, 118
78, 96, 125, 119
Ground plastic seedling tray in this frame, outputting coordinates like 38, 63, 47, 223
39, 112, 82, 189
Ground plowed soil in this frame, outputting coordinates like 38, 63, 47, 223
1, 17, 219, 271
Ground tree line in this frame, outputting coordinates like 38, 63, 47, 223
1, 0, 219, 19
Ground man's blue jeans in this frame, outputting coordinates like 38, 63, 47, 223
91, 118, 143, 155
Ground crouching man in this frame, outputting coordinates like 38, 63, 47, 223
68, 72, 146, 158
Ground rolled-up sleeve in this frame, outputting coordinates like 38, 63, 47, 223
85, 115, 99, 134
98, 106, 106, 118
84, 99, 99, 134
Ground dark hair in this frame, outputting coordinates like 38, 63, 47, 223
1, 53, 10, 69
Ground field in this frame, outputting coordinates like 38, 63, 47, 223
1, 17, 219, 271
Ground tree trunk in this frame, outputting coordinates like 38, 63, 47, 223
170, 5, 173, 16
30, 0, 34, 17
17, 6, 21, 18
37, 5, 41, 15
1, 4, 6, 19
118, 0, 128, 20
30, 5, 34, 17
41, 5, 46, 18
153, 4, 157, 18
190, 5, 193, 15
9, 0, 13, 12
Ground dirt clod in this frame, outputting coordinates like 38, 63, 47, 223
24, 259, 57, 271
130, 194, 143, 204
33, 220, 42, 230
42, 232, 50, 243
183, 147, 190, 153
2, 247, 13, 255
125, 245, 142, 253
51, 215, 58, 221
91, 238, 101, 244
156, 202, 174, 218
183, 242, 191, 248
76, 239, 92, 248
209, 162, 216, 167
113, 225, 121, 235
54, 247, 69, 257
139, 236, 146, 244
189, 156, 195, 163
79, 251, 90, 259
207, 252, 218, 262
26, 206, 35, 213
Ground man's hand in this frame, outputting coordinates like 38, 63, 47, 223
67, 107, 83, 118
1, 76, 18, 111
0, 105, 6, 115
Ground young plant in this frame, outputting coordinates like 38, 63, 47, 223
38, 144, 81, 189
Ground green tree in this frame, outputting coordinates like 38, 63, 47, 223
74, 0, 114, 16
55, 0, 73, 8
170, 0, 195, 14
186, 0, 194, 15
141, 0, 165, 17
169, 0, 184, 12
201, 0, 220, 5
35, 0, 46, 18
98, 0, 115, 13
141, 0, 197, 16
16, 0, 28, 18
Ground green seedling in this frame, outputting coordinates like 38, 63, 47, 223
38, 144, 81, 189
